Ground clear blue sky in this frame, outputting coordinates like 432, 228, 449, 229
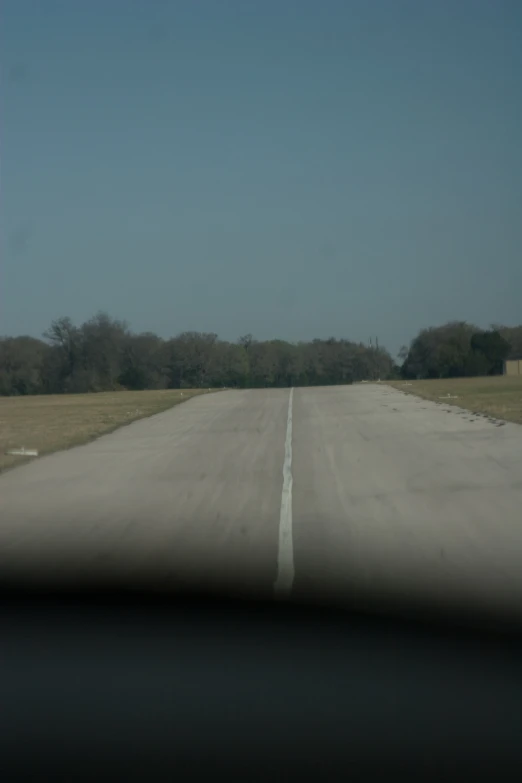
2, 0, 521, 355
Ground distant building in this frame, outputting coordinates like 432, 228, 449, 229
503, 356, 522, 376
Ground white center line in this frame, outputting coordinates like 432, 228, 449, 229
274, 387, 294, 597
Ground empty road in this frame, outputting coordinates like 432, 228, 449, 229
1, 384, 522, 619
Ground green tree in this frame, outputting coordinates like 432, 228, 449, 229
402, 322, 478, 379
119, 333, 168, 390
0, 336, 50, 395
471, 330, 511, 374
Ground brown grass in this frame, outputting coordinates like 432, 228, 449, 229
0, 388, 215, 474
387, 376, 522, 425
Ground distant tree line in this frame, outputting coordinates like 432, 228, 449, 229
3, 312, 519, 396
0, 311, 395, 396
399, 322, 521, 380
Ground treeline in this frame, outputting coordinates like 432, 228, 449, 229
3, 312, 519, 396
399, 322, 521, 380
0, 311, 395, 396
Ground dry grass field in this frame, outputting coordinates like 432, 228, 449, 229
0, 388, 214, 474
387, 376, 522, 425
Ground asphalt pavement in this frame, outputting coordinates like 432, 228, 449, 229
1, 384, 522, 618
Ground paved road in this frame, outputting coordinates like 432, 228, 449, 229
1, 385, 522, 618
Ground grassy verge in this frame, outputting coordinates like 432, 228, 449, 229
0, 388, 215, 474
387, 376, 522, 425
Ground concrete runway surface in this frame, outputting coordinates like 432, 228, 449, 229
1, 384, 522, 618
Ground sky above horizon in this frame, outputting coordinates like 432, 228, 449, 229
2, 0, 521, 356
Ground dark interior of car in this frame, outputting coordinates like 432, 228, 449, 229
4, 580, 522, 781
